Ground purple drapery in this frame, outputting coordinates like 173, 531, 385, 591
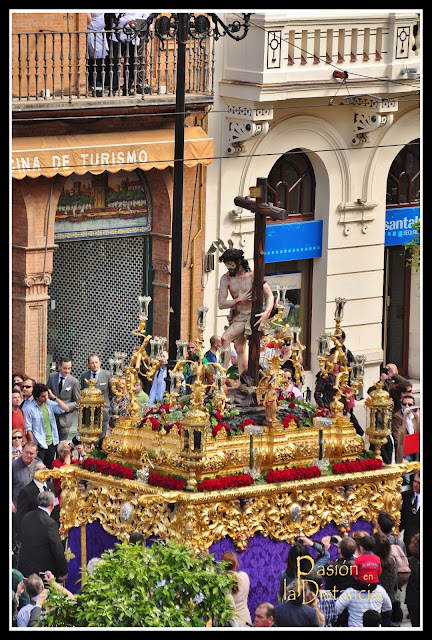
65, 517, 372, 617
209, 519, 372, 619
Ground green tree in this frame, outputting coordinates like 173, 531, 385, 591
404, 218, 420, 272
38, 539, 237, 628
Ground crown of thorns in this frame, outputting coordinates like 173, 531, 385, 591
219, 248, 245, 263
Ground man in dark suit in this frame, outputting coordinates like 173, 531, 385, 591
274, 578, 320, 627
18, 490, 68, 582
80, 353, 113, 436
47, 357, 81, 441
15, 460, 60, 543
400, 471, 420, 550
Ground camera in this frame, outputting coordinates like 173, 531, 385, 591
382, 367, 388, 375
71, 435, 81, 448
38, 571, 46, 579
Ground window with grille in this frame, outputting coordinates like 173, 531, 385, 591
386, 138, 420, 207
267, 149, 316, 221
47, 235, 151, 379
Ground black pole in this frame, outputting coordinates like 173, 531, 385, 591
168, 13, 188, 364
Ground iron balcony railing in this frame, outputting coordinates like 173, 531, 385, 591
12, 29, 215, 103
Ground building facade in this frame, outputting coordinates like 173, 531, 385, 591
11, 11, 421, 397
203, 11, 421, 395
11, 12, 215, 382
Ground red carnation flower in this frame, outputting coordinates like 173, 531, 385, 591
148, 417, 159, 430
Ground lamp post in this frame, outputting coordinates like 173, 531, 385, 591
130, 13, 251, 362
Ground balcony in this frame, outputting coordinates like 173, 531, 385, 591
220, 11, 420, 102
11, 28, 215, 110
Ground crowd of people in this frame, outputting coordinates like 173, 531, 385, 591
11, 338, 420, 628
218, 501, 420, 628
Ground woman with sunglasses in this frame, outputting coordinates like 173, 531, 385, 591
391, 395, 420, 465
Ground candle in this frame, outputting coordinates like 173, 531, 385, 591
149, 339, 157, 360
356, 355, 365, 377
138, 295, 151, 319
319, 428, 323, 460
278, 287, 287, 306
317, 333, 330, 356
291, 326, 301, 348
197, 306, 208, 330
176, 340, 187, 361
108, 358, 115, 376
335, 297, 346, 319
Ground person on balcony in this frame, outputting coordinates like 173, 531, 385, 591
87, 13, 108, 96
106, 12, 149, 95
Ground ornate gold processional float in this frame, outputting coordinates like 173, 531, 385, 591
38, 296, 419, 586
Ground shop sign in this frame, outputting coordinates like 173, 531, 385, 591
384, 206, 420, 246
265, 219, 323, 263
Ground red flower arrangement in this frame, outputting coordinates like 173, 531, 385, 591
148, 416, 160, 431
166, 421, 182, 435
158, 403, 171, 413
198, 473, 254, 492
332, 458, 383, 474
148, 471, 185, 491
80, 457, 135, 480
211, 421, 232, 437
280, 392, 297, 402
314, 407, 331, 418
265, 465, 322, 484
282, 414, 300, 428
242, 419, 257, 429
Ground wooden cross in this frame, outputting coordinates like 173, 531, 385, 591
234, 177, 288, 387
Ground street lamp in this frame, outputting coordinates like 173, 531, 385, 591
127, 13, 251, 363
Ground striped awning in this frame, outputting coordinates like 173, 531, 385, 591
12, 127, 213, 179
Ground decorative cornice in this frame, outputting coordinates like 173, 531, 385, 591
350, 96, 398, 145
226, 101, 274, 155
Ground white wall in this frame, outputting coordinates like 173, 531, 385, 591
204, 17, 420, 390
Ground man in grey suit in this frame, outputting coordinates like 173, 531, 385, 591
46, 358, 81, 441
80, 353, 113, 436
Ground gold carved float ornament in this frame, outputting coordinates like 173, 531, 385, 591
97, 296, 367, 481
101, 412, 364, 482
35, 297, 419, 552
36, 461, 419, 553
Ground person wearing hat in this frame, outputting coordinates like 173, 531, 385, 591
335, 534, 392, 627
218, 248, 274, 375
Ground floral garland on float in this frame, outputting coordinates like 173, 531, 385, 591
78, 449, 381, 490
134, 392, 330, 436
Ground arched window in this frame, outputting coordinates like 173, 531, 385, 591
264, 150, 317, 371
266, 149, 315, 220
386, 138, 420, 207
